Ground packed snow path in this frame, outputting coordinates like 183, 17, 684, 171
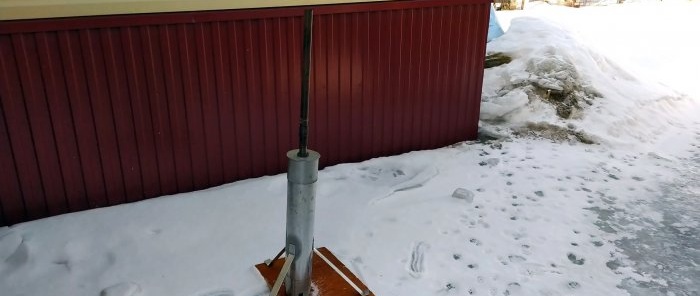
611, 137, 700, 296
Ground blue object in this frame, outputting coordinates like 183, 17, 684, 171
487, 4, 505, 42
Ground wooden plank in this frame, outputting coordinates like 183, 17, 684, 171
255, 247, 375, 296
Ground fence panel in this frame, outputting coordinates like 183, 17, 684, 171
0, 0, 489, 225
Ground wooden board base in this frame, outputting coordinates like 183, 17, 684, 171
255, 247, 374, 296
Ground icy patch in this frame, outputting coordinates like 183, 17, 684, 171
451, 188, 475, 203
480, 89, 529, 121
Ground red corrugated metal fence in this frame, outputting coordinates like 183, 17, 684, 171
0, 0, 489, 225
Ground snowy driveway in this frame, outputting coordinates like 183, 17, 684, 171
491, 4, 700, 294
609, 142, 700, 296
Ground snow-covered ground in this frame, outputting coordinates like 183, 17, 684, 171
2, 2, 699, 296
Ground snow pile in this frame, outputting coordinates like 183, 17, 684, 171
481, 17, 695, 146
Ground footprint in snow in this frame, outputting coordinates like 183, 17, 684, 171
149, 228, 162, 236
469, 238, 482, 246
408, 242, 428, 278
504, 282, 522, 295
606, 259, 622, 271
508, 255, 526, 263
478, 158, 500, 167
100, 282, 142, 296
358, 167, 406, 182
0, 230, 26, 267
567, 281, 581, 289
567, 253, 585, 265
371, 166, 439, 204
525, 196, 538, 202
2, 235, 29, 270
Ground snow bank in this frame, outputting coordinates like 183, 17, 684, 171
481, 17, 696, 147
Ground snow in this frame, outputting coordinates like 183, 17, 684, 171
2, 2, 700, 296
481, 15, 697, 147
496, 1, 700, 101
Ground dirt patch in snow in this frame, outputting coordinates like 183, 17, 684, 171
514, 122, 597, 144
498, 53, 602, 120
481, 50, 603, 143
485, 52, 513, 69
525, 55, 601, 119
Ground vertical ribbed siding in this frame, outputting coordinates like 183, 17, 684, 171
0, 0, 489, 225
309, 3, 489, 167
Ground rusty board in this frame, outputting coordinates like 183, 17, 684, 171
255, 247, 374, 296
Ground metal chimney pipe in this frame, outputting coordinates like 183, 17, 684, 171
285, 149, 320, 296
285, 9, 317, 296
